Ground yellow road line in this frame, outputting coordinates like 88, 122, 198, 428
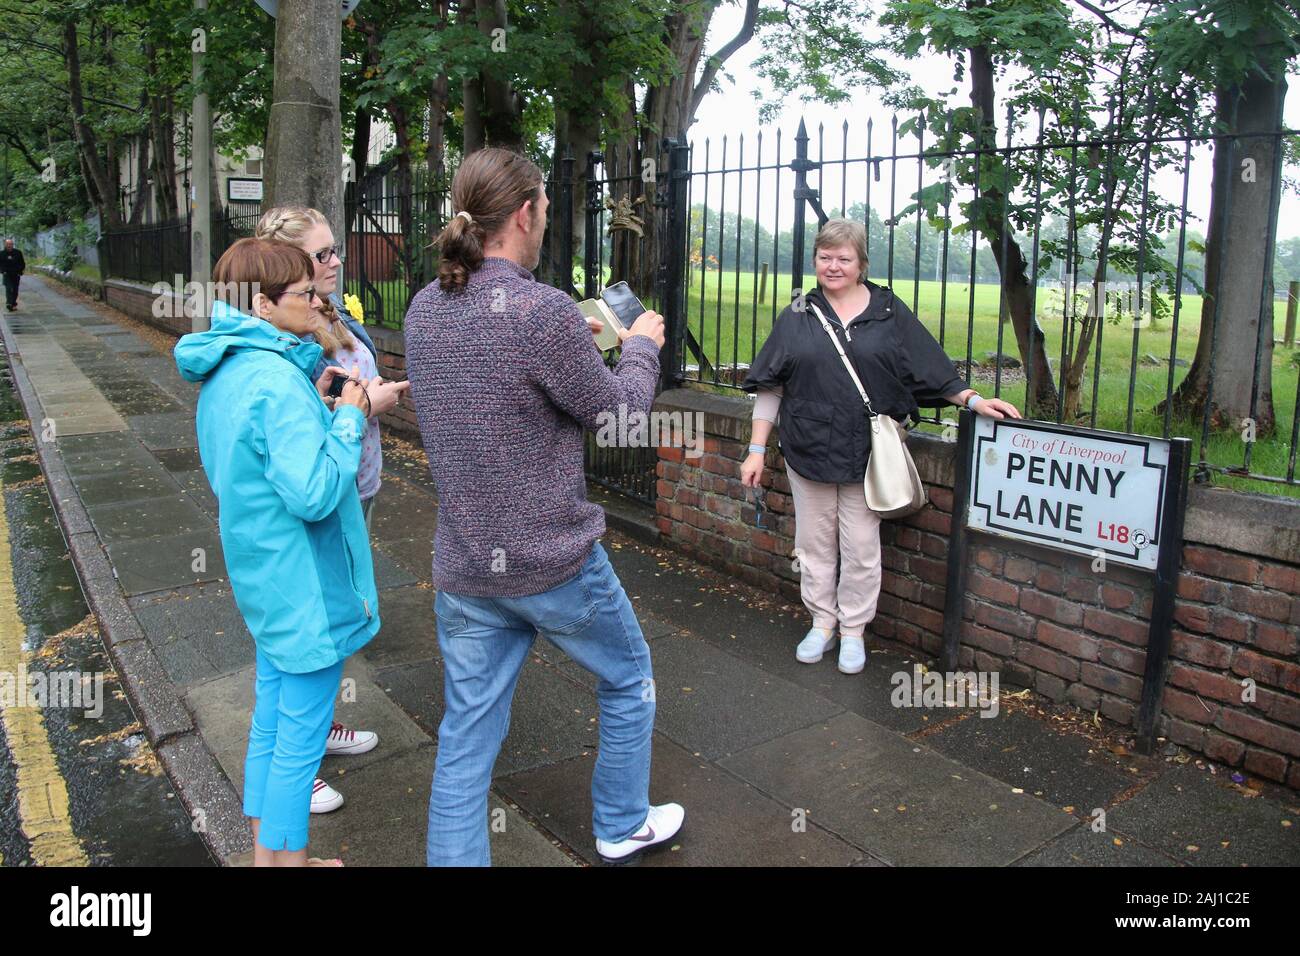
0, 464, 87, 866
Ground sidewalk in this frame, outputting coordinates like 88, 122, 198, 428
5, 273, 1299, 867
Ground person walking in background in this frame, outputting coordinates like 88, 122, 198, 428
254, 205, 408, 815
404, 147, 684, 866
741, 218, 1021, 675
174, 238, 384, 866
1, 239, 25, 311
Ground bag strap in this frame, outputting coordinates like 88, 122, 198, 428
807, 299, 877, 417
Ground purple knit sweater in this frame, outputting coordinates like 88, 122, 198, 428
404, 256, 660, 597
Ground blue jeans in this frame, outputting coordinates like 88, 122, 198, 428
426, 542, 655, 867
243, 648, 344, 852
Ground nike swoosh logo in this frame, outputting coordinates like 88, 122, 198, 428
628, 825, 656, 843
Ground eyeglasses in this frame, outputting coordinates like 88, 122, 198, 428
280, 285, 317, 302
312, 246, 344, 264
815, 254, 858, 267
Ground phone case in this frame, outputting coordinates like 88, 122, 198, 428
600, 282, 645, 328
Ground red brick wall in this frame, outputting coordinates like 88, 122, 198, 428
652, 388, 1300, 789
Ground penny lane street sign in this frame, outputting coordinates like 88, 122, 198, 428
940, 408, 1191, 755
968, 417, 1170, 571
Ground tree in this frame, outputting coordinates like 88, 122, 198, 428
1149, 0, 1300, 435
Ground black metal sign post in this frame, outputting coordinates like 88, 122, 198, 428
1134, 435, 1192, 754
940, 410, 1192, 754
940, 407, 976, 674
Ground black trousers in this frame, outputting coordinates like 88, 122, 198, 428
3, 273, 18, 308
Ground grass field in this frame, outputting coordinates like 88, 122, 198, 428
356, 267, 1300, 497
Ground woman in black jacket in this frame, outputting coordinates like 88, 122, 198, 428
740, 218, 1020, 673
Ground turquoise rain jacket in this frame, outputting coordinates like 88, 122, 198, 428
174, 299, 380, 673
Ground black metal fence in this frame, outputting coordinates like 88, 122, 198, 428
97, 112, 1300, 501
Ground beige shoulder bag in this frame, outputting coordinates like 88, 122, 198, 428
807, 300, 927, 519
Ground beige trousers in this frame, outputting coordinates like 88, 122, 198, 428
786, 462, 883, 640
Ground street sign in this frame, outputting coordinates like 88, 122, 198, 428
967, 416, 1171, 570
254, 0, 361, 17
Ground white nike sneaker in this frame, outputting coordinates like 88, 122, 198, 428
325, 721, 378, 756
796, 626, 837, 664
838, 635, 866, 674
595, 803, 685, 864
310, 778, 344, 814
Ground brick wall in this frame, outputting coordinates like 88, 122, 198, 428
652, 388, 1300, 789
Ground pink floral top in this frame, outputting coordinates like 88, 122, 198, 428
331, 338, 383, 501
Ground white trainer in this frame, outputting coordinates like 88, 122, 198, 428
595, 803, 685, 864
838, 635, 866, 674
310, 777, 344, 814
325, 721, 378, 756
795, 626, 837, 664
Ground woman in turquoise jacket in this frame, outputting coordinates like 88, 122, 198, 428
174, 238, 382, 866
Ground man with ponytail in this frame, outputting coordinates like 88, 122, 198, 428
405, 147, 684, 866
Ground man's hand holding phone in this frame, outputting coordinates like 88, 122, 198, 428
620, 310, 665, 349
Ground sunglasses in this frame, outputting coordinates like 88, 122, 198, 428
312, 245, 344, 264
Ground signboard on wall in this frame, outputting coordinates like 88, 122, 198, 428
967, 417, 1171, 570
227, 178, 264, 203
254, 0, 362, 17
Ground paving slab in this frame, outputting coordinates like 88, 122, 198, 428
104, 528, 227, 595
922, 710, 1140, 811
85, 494, 212, 542
307, 745, 576, 867
70, 468, 185, 506
1014, 825, 1180, 866
130, 583, 256, 687
1105, 765, 1300, 866
719, 711, 1077, 866
127, 411, 198, 451
186, 656, 432, 793
602, 537, 933, 733
497, 733, 870, 866
560, 631, 843, 761
376, 652, 599, 776
359, 584, 439, 668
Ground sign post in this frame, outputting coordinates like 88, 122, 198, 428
941, 409, 1191, 753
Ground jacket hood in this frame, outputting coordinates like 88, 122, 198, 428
174, 299, 323, 383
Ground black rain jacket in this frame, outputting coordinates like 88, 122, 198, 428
0, 248, 24, 277
742, 280, 966, 484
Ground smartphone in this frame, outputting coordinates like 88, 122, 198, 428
600, 282, 646, 329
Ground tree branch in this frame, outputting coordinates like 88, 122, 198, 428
689, 0, 759, 120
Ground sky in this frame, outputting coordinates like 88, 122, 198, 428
685, 1, 1300, 242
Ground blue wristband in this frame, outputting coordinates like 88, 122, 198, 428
748, 443, 766, 455
966, 393, 983, 410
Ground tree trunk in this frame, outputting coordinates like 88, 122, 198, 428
64, 19, 121, 228
1159, 70, 1284, 434
462, 0, 523, 153
263, 0, 343, 241
968, 42, 1059, 418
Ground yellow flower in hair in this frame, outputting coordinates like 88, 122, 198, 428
343, 292, 364, 324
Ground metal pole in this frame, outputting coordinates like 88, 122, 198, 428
190, 0, 211, 332
940, 407, 976, 673
1134, 436, 1193, 754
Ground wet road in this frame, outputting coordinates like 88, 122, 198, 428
0, 345, 212, 866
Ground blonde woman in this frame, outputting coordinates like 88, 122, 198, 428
255, 206, 409, 814
741, 219, 1021, 674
